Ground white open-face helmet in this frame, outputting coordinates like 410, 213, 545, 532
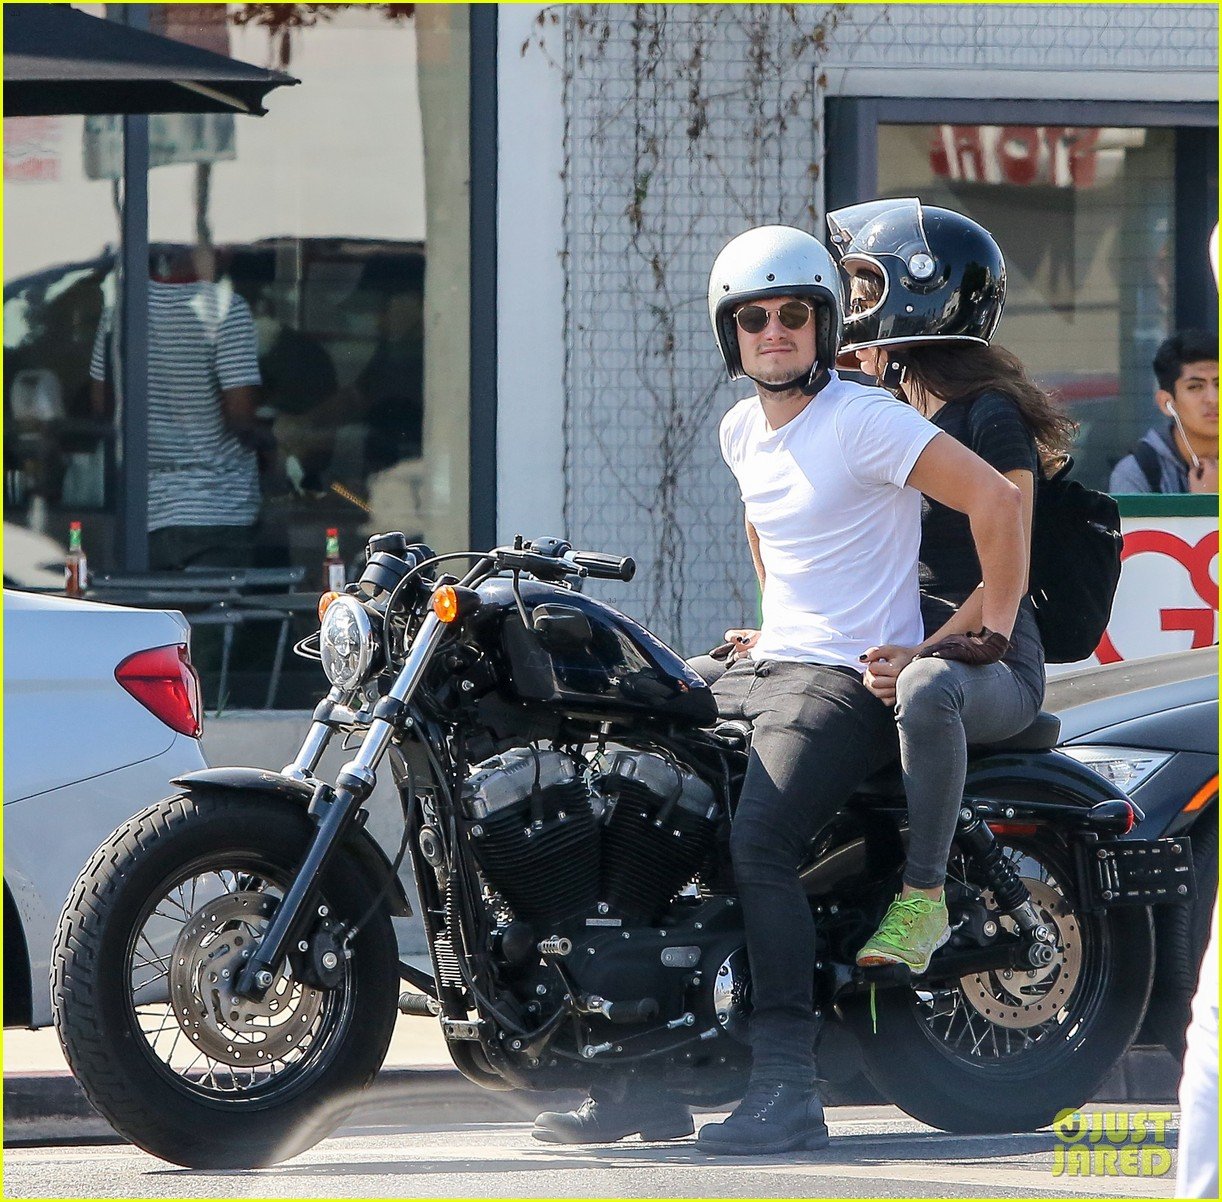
707, 225, 844, 384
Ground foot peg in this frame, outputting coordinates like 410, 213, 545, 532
398, 991, 441, 1017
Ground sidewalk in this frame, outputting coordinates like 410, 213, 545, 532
2, 1017, 486, 1148
2, 1015, 454, 1075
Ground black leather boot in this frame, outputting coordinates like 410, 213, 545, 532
696, 1080, 829, 1155
532, 1094, 694, 1145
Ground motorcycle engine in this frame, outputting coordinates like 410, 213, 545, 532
461, 744, 719, 931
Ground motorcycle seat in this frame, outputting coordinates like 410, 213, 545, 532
855, 711, 1062, 798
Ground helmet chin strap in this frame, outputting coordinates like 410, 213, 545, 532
751, 364, 830, 397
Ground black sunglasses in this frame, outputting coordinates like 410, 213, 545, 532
734, 300, 815, 335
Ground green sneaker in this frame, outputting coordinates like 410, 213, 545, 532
856, 894, 951, 974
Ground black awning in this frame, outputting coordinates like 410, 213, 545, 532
3, 4, 299, 116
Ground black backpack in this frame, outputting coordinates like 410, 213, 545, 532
1028, 457, 1123, 663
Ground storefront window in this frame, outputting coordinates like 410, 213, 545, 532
86, 4, 469, 584
3, 110, 123, 584
877, 123, 1179, 492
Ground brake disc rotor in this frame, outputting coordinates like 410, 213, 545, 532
168, 890, 325, 1066
958, 876, 1082, 1030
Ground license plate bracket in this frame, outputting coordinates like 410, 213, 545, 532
1076, 836, 1196, 909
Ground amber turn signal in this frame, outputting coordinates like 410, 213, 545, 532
318, 591, 340, 621
432, 586, 460, 623
431, 584, 480, 624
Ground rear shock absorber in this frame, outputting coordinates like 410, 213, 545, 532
955, 808, 1054, 964
956, 807, 1029, 912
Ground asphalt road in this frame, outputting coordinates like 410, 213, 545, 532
3, 1104, 1178, 1199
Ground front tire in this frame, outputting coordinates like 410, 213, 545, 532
53, 793, 399, 1168
846, 835, 1154, 1132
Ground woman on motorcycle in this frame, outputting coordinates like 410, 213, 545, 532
824, 199, 1076, 972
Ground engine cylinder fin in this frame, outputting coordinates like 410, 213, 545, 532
468, 776, 599, 926
600, 779, 716, 923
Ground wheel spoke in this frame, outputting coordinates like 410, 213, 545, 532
128, 864, 344, 1102
912, 840, 1094, 1068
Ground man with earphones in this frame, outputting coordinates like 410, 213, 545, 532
1110, 329, 1218, 494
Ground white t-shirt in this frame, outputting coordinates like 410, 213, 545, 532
719, 371, 941, 670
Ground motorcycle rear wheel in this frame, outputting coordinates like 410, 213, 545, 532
52, 793, 398, 1168
846, 835, 1154, 1133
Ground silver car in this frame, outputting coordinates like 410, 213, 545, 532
3, 589, 207, 1027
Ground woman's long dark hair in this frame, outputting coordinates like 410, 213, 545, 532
892, 343, 1077, 469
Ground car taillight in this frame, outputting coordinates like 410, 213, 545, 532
115, 643, 203, 738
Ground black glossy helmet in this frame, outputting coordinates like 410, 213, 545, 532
826, 198, 1006, 356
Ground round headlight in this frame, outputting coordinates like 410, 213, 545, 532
319, 595, 376, 690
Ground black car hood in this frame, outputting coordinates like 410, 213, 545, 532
1047, 649, 1217, 752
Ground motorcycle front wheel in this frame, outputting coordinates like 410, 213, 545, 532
52, 793, 399, 1168
845, 834, 1154, 1133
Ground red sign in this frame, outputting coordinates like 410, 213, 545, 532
1095, 526, 1219, 666
930, 126, 1101, 189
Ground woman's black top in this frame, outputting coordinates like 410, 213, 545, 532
918, 390, 1045, 703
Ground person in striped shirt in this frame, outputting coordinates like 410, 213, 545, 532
90, 246, 265, 569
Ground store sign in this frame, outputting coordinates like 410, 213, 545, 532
930, 125, 1104, 189
1055, 514, 1219, 672
4, 117, 63, 182
83, 112, 236, 181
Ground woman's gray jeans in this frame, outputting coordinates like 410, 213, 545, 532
894, 655, 1041, 890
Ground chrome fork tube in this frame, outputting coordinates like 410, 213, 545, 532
238, 612, 449, 997
283, 686, 347, 781
337, 613, 447, 783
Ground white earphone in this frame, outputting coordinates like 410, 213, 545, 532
1165, 398, 1202, 470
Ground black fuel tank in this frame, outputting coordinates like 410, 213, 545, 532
471, 578, 717, 727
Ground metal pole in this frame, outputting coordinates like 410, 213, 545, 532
110, 3, 150, 571
469, 6, 498, 550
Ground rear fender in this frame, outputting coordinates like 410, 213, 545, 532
964, 749, 1124, 808
170, 767, 413, 917
803, 751, 1125, 896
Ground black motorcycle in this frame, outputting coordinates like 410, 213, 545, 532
52, 534, 1195, 1168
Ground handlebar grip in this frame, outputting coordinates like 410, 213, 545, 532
572, 551, 636, 582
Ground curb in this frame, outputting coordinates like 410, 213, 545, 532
2, 1047, 1182, 1149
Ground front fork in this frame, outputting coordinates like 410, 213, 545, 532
234, 613, 449, 998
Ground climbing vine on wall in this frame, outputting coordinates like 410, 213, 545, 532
528, 4, 844, 647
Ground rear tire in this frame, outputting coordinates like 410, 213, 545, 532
846, 835, 1154, 1132
53, 793, 398, 1168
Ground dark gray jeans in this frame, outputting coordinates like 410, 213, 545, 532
710, 658, 898, 1084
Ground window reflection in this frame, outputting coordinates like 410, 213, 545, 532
3, 4, 471, 709
143, 5, 441, 578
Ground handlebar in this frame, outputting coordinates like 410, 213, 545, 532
569, 550, 636, 582
489, 541, 635, 584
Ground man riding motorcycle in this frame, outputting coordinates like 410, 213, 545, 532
537, 224, 1028, 1154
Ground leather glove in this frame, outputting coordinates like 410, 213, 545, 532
916, 627, 1011, 666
